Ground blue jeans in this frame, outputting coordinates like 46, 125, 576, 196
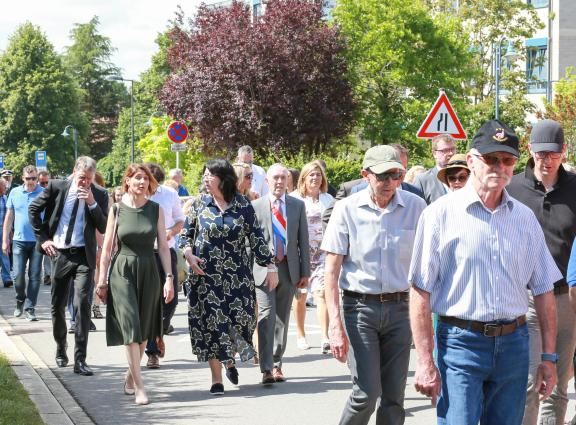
339, 296, 411, 425
0, 229, 11, 283
12, 240, 43, 310
436, 321, 530, 425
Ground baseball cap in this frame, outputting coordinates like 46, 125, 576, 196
530, 119, 564, 153
362, 145, 405, 174
471, 120, 519, 157
1, 170, 13, 177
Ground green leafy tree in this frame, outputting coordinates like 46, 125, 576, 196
333, 0, 475, 161
64, 16, 128, 160
0, 23, 86, 175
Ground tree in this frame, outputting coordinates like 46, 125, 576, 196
160, 0, 355, 157
0, 23, 85, 175
333, 0, 475, 160
538, 68, 576, 164
64, 16, 128, 159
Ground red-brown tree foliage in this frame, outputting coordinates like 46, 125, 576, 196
160, 0, 355, 156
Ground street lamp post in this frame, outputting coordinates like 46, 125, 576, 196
110, 75, 136, 162
61, 125, 78, 161
495, 38, 519, 120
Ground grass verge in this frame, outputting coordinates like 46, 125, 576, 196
0, 353, 44, 425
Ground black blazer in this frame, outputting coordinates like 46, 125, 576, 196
28, 179, 109, 269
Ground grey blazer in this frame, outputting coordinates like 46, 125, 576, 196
413, 166, 447, 205
252, 195, 311, 286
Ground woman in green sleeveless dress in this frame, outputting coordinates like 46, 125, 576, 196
96, 164, 174, 405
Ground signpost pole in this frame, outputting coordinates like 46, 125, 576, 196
176, 151, 180, 169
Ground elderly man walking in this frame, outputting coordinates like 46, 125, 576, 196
409, 120, 562, 425
506, 119, 576, 425
323, 145, 426, 425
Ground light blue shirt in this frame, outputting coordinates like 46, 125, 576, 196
409, 182, 562, 322
7, 184, 43, 242
321, 187, 426, 294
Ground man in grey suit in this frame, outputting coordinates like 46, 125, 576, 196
413, 134, 456, 204
252, 163, 310, 385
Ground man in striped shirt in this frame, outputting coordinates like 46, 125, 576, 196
409, 120, 562, 425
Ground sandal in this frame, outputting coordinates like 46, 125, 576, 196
123, 374, 135, 396
92, 305, 104, 319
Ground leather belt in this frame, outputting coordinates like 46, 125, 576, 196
342, 289, 409, 303
554, 285, 568, 295
57, 246, 85, 255
439, 315, 526, 337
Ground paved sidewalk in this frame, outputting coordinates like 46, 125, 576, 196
1, 284, 575, 425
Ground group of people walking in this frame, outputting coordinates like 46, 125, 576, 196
2, 117, 576, 425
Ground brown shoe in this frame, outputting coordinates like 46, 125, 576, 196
272, 367, 285, 382
146, 354, 160, 369
261, 371, 275, 385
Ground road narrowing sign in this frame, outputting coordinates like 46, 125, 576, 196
416, 92, 466, 140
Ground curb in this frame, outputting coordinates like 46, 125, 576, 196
0, 313, 95, 425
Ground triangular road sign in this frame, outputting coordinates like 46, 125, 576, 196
416, 92, 467, 140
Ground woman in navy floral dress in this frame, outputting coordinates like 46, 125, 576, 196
181, 159, 276, 395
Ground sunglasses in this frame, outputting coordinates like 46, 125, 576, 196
244, 173, 253, 179
473, 154, 517, 167
370, 170, 404, 182
534, 151, 562, 160
25, 176, 37, 181
447, 173, 469, 183
39, 181, 49, 186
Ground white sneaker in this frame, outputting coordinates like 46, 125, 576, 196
296, 337, 310, 350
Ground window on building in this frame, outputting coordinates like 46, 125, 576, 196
526, 40, 548, 94
527, 0, 548, 8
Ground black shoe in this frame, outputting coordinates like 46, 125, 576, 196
43, 275, 51, 285
225, 366, 239, 385
209, 383, 224, 396
3, 280, 13, 288
73, 360, 93, 376
89, 320, 96, 332
163, 324, 174, 335
56, 345, 68, 368
68, 323, 76, 334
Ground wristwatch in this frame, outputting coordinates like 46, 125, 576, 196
541, 353, 559, 363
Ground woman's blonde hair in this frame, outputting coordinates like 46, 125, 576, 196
297, 161, 328, 197
233, 162, 252, 197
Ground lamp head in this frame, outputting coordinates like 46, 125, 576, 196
61, 128, 70, 137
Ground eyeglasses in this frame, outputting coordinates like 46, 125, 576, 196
244, 173, 253, 180
472, 154, 517, 167
434, 147, 456, 155
369, 170, 404, 182
39, 181, 49, 186
447, 173, 469, 183
25, 177, 37, 181
534, 151, 562, 160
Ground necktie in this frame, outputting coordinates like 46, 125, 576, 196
65, 198, 80, 246
271, 199, 287, 262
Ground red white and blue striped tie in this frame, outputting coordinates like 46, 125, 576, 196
271, 199, 286, 262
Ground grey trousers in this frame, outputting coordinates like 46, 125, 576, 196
339, 295, 411, 425
523, 292, 576, 425
255, 262, 295, 373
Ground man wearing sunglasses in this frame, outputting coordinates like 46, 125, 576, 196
323, 145, 426, 424
506, 119, 576, 425
410, 120, 561, 425
3, 165, 43, 322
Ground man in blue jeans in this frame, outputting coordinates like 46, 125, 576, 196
3, 165, 43, 321
323, 145, 426, 425
409, 120, 561, 425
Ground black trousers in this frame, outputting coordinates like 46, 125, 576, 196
51, 249, 93, 362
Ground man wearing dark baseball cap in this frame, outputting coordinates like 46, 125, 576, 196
507, 119, 576, 425
410, 119, 560, 425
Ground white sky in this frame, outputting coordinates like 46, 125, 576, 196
0, 0, 203, 80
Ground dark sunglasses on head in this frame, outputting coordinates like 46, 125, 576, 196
473, 154, 517, 167
370, 170, 404, 182
447, 173, 469, 183
25, 176, 37, 181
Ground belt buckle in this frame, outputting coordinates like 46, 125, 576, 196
379, 293, 386, 303
483, 324, 501, 337
69, 247, 78, 254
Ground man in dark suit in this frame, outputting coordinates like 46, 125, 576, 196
413, 134, 456, 204
252, 163, 310, 385
29, 157, 108, 376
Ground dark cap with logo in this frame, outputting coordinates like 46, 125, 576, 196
530, 119, 564, 153
471, 119, 519, 157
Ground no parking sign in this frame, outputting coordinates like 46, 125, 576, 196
167, 121, 189, 144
